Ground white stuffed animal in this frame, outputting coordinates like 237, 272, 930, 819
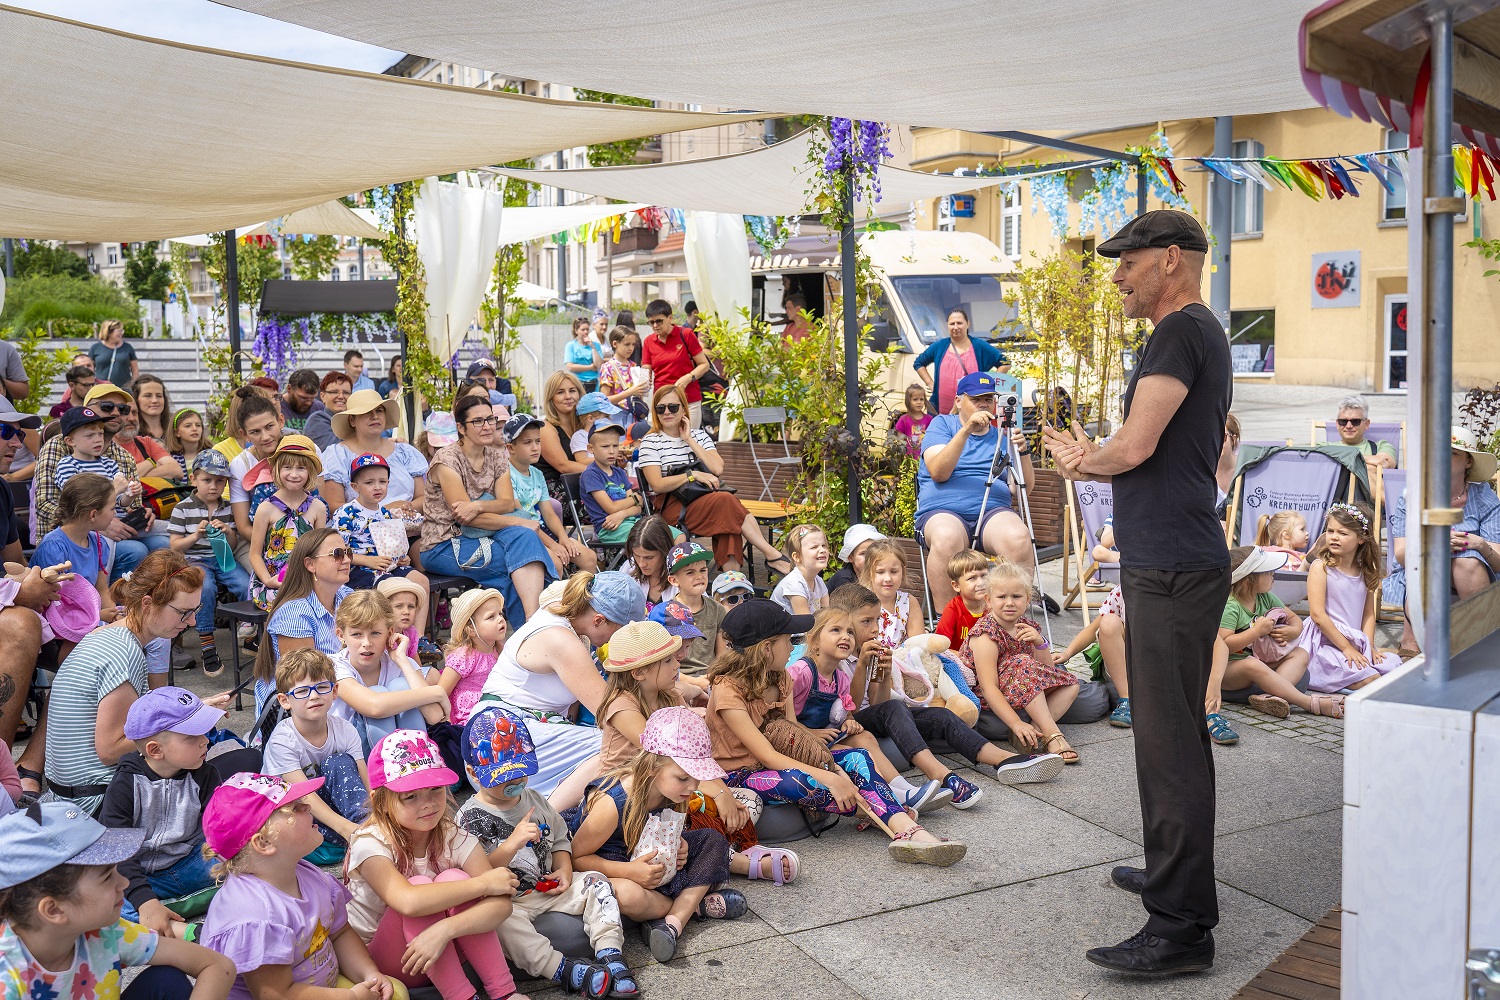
892, 634, 980, 727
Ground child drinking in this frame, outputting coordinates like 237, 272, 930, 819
334, 454, 429, 597
331, 592, 450, 755
1298, 502, 1400, 695
261, 649, 372, 855
769, 524, 830, 615
707, 599, 965, 866
1255, 510, 1311, 572
166, 409, 206, 480
249, 436, 328, 610
0, 802, 235, 1000
934, 548, 988, 650
457, 707, 633, 999
857, 538, 925, 645
579, 418, 644, 546
345, 731, 526, 1000
200, 773, 397, 1000
959, 561, 1081, 764
569, 708, 744, 964
438, 588, 507, 727
502, 414, 597, 576
31, 474, 119, 629
893, 384, 932, 457
167, 451, 249, 676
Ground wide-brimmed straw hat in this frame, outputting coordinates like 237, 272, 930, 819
1452, 427, 1499, 483
333, 389, 400, 440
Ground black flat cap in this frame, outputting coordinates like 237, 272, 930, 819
1096, 210, 1208, 258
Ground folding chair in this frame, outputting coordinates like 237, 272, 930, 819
741, 407, 801, 501
1313, 419, 1406, 465
1060, 479, 1118, 622
562, 472, 627, 570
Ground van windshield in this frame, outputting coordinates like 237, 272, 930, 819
892, 275, 1012, 344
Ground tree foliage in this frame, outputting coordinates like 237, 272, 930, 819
123, 241, 172, 301
572, 89, 656, 167
0, 273, 135, 335
288, 234, 342, 281
200, 234, 282, 309
14, 242, 90, 279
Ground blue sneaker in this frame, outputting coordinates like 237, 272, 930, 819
902, 779, 953, 813
942, 772, 983, 809
1109, 697, 1133, 728
1206, 713, 1240, 746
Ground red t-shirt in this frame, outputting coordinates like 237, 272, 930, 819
121, 434, 169, 467
641, 325, 704, 403
935, 595, 981, 651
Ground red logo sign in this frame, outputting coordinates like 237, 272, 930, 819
1315, 259, 1357, 300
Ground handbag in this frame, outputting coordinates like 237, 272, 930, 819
632, 808, 688, 883
661, 461, 734, 508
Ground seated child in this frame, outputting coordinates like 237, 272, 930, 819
167, 450, 250, 676
1255, 510, 1310, 572
200, 773, 401, 1000
54, 407, 134, 519
827, 524, 884, 594
457, 707, 634, 999
1297, 503, 1400, 696
437, 588, 507, 727
768, 525, 830, 615
579, 418, 645, 546
101, 686, 226, 939
32, 474, 121, 634
344, 731, 526, 1000
0, 802, 236, 1000
653, 542, 722, 704
569, 708, 745, 964
1091, 516, 1120, 567
330, 591, 450, 756
502, 414, 596, 576
934, 548, 988, 650
374, 577, 436, 665
333, 454, 431, 599
261, 649, 372, 853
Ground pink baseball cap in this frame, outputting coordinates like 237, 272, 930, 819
368, 729, 459, 792
203, 772, 325, 859
45, 574, 102, 643
640, 706, 726, 781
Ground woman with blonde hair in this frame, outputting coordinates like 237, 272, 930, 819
90, 318, 139, 386
536, 370, 590, 496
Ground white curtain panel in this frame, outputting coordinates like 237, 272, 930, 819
683, 212, 751, 319
414, 177, 506, 361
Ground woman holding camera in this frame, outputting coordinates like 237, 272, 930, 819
637, 385, 790, 574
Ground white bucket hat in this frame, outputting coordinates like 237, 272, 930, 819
1452, 427, 1499, 483
838, 523, 886, 563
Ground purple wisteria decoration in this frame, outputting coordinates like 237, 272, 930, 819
251, 311, 400, 383
823, 118, 893, 202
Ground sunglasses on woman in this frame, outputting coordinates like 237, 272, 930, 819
655, 403, 682, 415
318, 547, 353, 562
287, 680, 336, 699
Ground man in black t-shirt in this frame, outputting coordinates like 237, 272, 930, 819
1044, 210, 1231, 977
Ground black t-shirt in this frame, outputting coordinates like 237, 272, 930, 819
1113, 302, 1231, 571
0, 476, 19, 551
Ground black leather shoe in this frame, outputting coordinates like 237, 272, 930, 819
1086, 929, 1214, 975
1111, 865, 1146, 894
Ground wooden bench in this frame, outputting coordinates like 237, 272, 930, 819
715, 440, 807, 534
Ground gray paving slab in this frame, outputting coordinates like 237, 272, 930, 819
1213, 808, 1343, 922
787, 860, 1311, 1000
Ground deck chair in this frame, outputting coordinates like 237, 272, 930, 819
1060, 479, 1118, 622
741, 407, 801, 501
1377, 467, 1407, 622
1313, 419, 1406, 465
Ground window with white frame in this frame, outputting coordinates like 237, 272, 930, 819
349, 264, 360, 280
999, 187, 1021, 258
107, 246, 119, 265
1231, 139, 1264, 235
1382, 128, 1408, 222
330, 269, 340, 281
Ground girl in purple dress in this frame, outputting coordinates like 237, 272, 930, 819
1299, 502, 1400, 693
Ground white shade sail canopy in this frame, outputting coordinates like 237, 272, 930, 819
220, 0, 1316, 131
168, 200, 388, 246
497, 203, 649, 248
493, 132, 1007, 216
0, 5, 762, 242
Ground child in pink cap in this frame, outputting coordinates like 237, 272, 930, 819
344, 731, 528, 1000
199, 773, 397, 1000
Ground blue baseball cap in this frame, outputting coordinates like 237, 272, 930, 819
955, 372, 999, 398
0, 802, 146, 890
588, 570, 647, 625
588, 416, 627, 439
462, 707, 538, 787
193, 449, 232, 478
124, 686, 225, 740
577, 392, 622, 417
649, 600, 706, 641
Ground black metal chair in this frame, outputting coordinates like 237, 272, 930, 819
216, 601, 267, 711
561, 473, 627, 570
424, 573, 475, 638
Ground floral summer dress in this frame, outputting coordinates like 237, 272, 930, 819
959, 613, 1078, 711
878, 591, 911, 648
251, 494, 317, 610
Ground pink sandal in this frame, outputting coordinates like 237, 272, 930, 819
1248, 693, 1291, 719
741, 846, 799, 886
1308, 693, 1346, 719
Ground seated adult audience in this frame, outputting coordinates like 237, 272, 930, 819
49, 365, 96, 419
377, 355, 404, 399
636, 384, 790, 575
212, 381, 278, 464
117, 398, 184, 483
1390, 428, 1500, 651
1327, 394, 1397, 470
912, 307, 1009, 416
477, 569, 644, 806
304, 371, 351, 449
0, 399, 40, 487
0, 405, 54, 751
34, 383, 162, 576
226, 388, 287, 565
280, 368, 323, 432
0, 334, 28, 403
536, 371, 590, 501
254, 526, 353, 717
43, 548, 203, 816
343, 348, 375, 393
917, 372, 1041, 599
1216, 412, 1241, 509
318, 388, 428, 511
640, 299, 710, 429
464, 358, 517, 411
131, 374, 173, 445
418, 394, 551, 626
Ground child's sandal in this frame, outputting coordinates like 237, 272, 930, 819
1248, 693, 1291, 719
1308, 693, 1346, 719
558, 957, 611, 999
742, 845, 800, 886
696, 887, 748, 919
1043, 732, 1080, 764
601, 959, 638, 998
887, 825, 967, 867
640, 918, 679, 963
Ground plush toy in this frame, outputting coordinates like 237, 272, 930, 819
892, 634, 980, 727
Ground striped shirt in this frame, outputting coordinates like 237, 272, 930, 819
55, 454, 125, 514
636, 429, 716, 473
33, 434, 137, 536
45, 625, 149, 816
167, 493, 232, 559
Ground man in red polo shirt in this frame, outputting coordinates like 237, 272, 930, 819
640, 299, 711, 429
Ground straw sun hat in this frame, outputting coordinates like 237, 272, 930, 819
604, 620, 682, 673
333, 388, 400, 440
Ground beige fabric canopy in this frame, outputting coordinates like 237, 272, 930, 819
221, 0, 1317, 130
493, 132, 1007, 215
168, 199, 387, 245
0, 5, 761, 242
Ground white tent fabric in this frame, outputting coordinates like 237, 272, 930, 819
221, 0, 1316, 131
0, 6, 762, 242
414, 178, 506, 360
515, 280, 559, 303
492, 132, 1007, 216
682, 213, 751, 320
498, 203, 649, 248
168, 199, 387, 246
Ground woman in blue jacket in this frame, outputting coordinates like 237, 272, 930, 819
912, 308, 1009, 415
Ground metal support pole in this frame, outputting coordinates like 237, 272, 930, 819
224, 230, 242, 378
555, 152, 568, 303
1422, 8, 1456, 685
357, 242, 365, 281
841, 172, 862, 524
1135, 166, 1147, 216
1210, 116, 1234, 331
2, 238, 13, 278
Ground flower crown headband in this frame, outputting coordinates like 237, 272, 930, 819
1327, 502, 1369, 533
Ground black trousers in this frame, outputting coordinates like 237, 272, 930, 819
854, 700, 989, 765
1120, 564, 1229, 945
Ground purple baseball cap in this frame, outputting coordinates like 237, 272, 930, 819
124, 686, 225, 740
649, 600, 705, 641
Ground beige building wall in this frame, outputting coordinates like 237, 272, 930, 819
911, 109, 1500, 392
